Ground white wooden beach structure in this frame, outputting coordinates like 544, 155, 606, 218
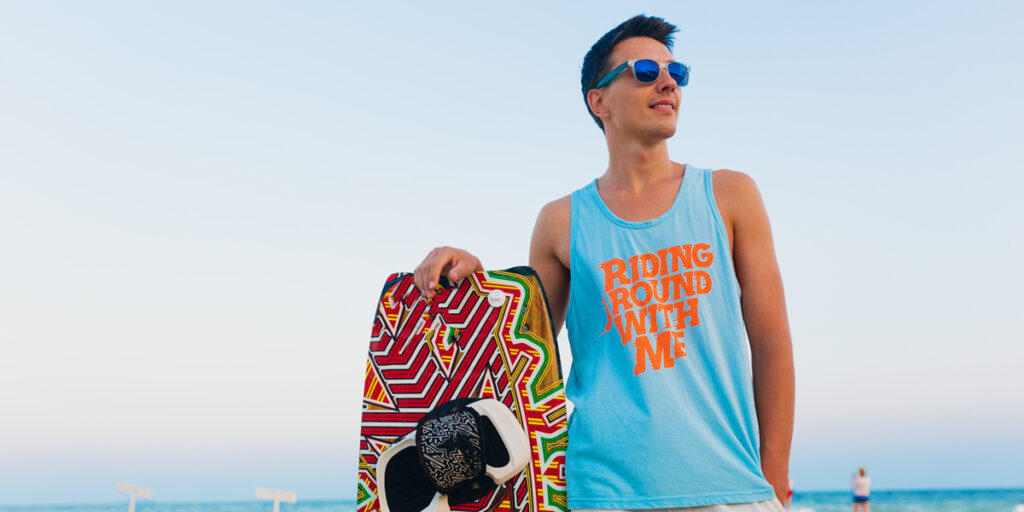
116, 483, 152, 512
255, 487, 297, 512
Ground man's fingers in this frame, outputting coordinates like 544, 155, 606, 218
430, 262, 445, 288
414, 247, 441, 297
413, 265, 423, 294
447, 257, 478, 284
429, 259, 451, 289
413, 247, 482, 300
425, 250, 456, 299
446, 264, 462, 283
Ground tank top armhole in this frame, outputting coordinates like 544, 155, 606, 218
703, 168, 742, 291
566, 189, 580, 330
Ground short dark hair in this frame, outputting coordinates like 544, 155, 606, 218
580, 15, 678, 132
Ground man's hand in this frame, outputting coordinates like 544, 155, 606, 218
761, 461, 790, 505
413, 246, 483, 299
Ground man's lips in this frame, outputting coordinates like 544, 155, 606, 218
650, 99, 675, 112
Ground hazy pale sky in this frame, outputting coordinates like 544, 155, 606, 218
1, 0, 1022, 505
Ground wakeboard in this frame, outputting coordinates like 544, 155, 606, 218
356, 267, 567, 512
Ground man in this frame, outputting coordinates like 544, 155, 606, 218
414, 14, 794, 512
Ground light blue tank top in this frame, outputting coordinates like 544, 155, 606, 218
565, 165, 775, 509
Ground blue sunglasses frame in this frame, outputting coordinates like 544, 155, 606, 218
595, 59, 690, 89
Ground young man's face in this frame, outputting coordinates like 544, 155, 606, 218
596, 36, 682, 140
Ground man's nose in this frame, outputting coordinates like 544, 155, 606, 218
656, 67, 677, 93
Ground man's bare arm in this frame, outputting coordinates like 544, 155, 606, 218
716, 170, 795, 504
529, 196, 571, 337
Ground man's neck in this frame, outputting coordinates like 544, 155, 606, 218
601, 135, 677, 193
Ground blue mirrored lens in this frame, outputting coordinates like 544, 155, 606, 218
667, 62, 688, 86
632, 59, 660, 82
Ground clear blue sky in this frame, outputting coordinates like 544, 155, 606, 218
1, 0, 1022, 505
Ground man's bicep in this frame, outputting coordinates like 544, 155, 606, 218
529, 200, 571, 336
731, 176, 791, 351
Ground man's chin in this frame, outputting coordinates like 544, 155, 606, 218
642, 122, 677, 139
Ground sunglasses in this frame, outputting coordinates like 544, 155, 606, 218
595, 59, 690, 89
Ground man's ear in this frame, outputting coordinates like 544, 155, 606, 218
587, 89, 610, 122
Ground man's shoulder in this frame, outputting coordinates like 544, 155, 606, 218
710, 168, 762, 215
535, 194, 572, 231
710, 168, 757, 193
540, 193, 573, 220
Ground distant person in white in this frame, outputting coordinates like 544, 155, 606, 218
852, 467, 871, 512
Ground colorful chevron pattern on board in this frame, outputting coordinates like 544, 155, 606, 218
357, 268, 568, 512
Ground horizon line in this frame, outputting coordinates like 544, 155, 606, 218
5, 486, 1024, 508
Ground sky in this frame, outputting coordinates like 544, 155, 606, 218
1, 0, 1023, 506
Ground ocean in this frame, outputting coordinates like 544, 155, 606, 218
2, 490, 1023, 512
789, 489, 1024, 512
